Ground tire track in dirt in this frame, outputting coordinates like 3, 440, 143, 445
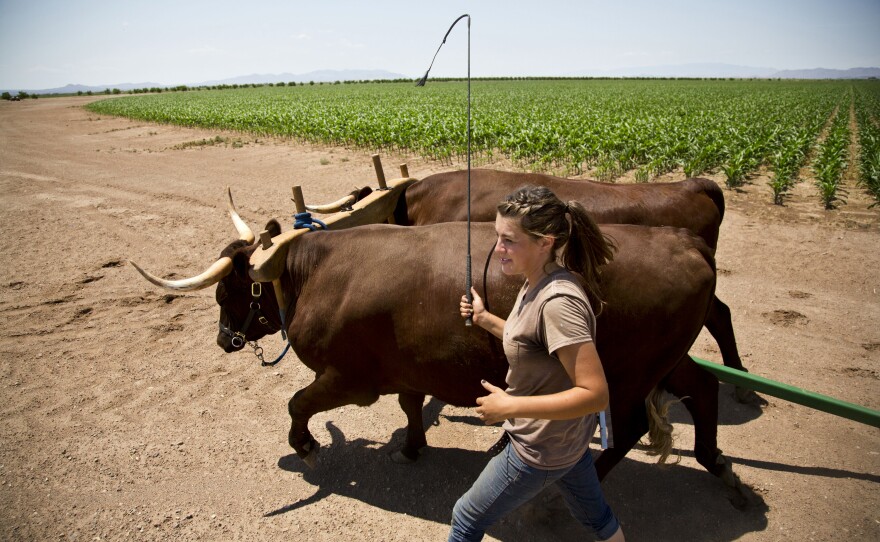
0, 155, 231, 441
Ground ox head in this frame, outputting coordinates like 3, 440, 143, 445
130, 188, 283, 353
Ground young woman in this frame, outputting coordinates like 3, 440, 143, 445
450, 186, 625, 542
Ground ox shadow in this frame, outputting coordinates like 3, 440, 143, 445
650, 385, 878, 483
667, 382, 767, 427
626, 440, 880, 486
269, 406, 773, 541
272, 422, 482, 522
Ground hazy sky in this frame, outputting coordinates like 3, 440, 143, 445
1, 0, 878, 89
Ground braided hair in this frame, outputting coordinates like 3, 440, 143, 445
497, 185, 616, 309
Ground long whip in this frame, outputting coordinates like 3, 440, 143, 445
416, 13, 473, 327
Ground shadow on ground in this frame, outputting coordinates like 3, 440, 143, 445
270, 414, 776, 541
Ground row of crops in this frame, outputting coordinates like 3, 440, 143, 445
854, 85, 880, 205
811, 92, 852, 209
86, 79, 880, 208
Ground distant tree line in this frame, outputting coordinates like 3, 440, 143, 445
2, 91, 38, 100
5, 76, 866, 101
2, 79, 420, 100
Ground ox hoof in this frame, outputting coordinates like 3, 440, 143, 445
726, 485, 749, 511
390, 451, 415, 464
734, 386, 766, 406
297, 441, 321, 469
720, 467, 741, 491
389, 448, 423, 464
302, 446, 320, 469
716, 454, 749, 510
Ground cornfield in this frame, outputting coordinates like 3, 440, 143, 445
86, 79, 880, 208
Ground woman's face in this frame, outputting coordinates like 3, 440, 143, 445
494, 215, 553, 278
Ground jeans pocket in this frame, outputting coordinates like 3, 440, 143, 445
503, 446, 523, 485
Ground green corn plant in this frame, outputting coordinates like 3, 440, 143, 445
722, 150, 748, 188
858, 144, 880, 206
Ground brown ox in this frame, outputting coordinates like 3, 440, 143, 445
412, 170, 745, 374
133, 215, 744, 499
394, 170, 725, 249
316, 169, 746, 380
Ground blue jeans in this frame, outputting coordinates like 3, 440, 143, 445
449, 441, 620, 541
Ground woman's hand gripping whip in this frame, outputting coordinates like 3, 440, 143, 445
416, 14, 474, 327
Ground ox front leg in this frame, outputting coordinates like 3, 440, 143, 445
663, 357, 749, 509
390, 392, 428, 464
287, 367, 379, 468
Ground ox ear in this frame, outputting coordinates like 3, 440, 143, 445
264, 219, 282, 238
357, 186, 373, 202
231, 250, 250, 278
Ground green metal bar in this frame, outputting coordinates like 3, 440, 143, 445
692, 356, 880, 429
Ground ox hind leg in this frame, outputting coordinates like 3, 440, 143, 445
594, 396, 649, 481
288, 366, 379, 468
705, 296, 760, 404
705, 296, 745, 371
390, 392, 429, 463
662, 356, 748, 508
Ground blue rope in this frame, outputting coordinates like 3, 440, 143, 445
261, 302, 295, 367
263, 342, 290, 366
261, 313, 291, 367
293, 212, 328, 231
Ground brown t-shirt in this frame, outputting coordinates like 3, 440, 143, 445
502, 268, 600, 469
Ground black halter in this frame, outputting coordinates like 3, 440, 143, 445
218, 282, 278, 348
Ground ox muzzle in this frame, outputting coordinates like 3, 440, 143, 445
217, 282, 278, 352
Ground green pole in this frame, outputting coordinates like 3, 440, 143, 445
692, 356, 880, 429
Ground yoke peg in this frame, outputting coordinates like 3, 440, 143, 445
372, 154, 388, 189
291, 186, 306, 214
259, 230, 274, 250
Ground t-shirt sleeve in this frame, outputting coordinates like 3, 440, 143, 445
540, 294, 595, 356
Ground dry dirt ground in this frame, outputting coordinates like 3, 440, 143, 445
1, 96, 878, 541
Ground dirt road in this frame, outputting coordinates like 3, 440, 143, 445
1, 96, 878, 541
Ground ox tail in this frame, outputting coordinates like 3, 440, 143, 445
642, 387, 683, 465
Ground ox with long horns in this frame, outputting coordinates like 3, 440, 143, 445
131, 191, 747, 504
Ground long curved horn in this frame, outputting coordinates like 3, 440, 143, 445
304, 187, 367, 214
305, 194, 357, 214
129, 257, 233, 291
227, 187, 255, 243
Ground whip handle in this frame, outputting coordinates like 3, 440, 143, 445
465, 254, 473, 327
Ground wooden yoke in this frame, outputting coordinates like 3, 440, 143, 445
248, 167, 417, 283
255, 228, 288, 313
262, 186, 310, 318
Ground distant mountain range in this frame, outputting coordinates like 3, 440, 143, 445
200, 69, 408, 87
771, 67, 880, 79
568, 63, 880, 80
6, 65, 879, 95
6, 69, 409, 95
20, 82, 167, 95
